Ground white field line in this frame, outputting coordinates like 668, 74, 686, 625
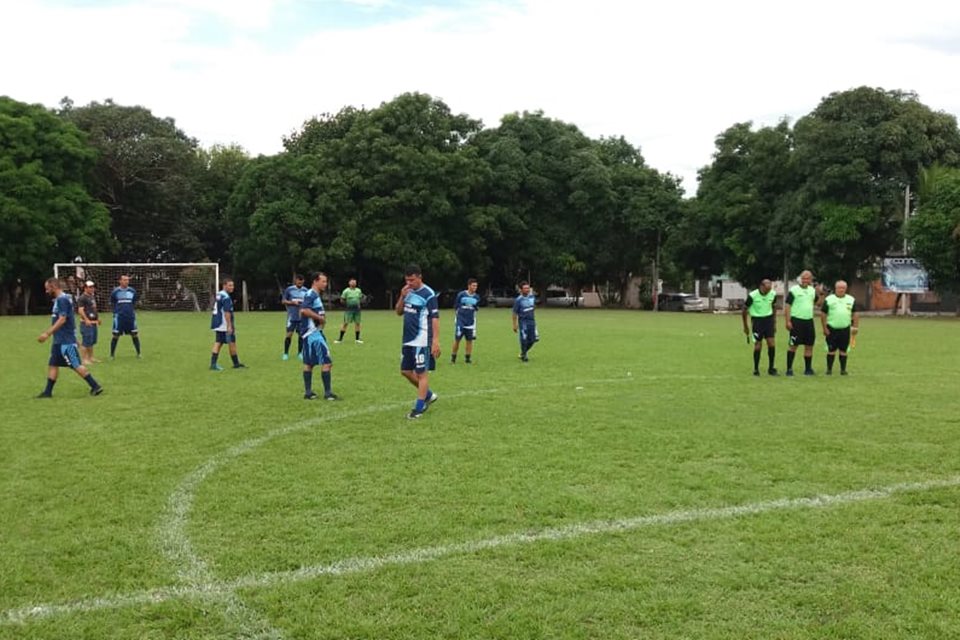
4, 474, 959, 626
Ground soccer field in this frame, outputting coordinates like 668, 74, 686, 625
2, 309, 959, 639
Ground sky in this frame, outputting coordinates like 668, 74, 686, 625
4, 0, 960, 192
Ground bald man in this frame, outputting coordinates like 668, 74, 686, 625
784, 270, 823, 376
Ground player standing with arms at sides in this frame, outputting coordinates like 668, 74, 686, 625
784, 270, 823, 376
37, 277, 103, 397
742, 278, 778, 376
282, 274, 308, 361
336, 278, 364, 344
209, 278, 245, 371
395, 264, 440, 419
821, 280, 859, 375
512, 282, 539, 362
77, 280, 102, 365
451, 278, 480, 364
109, 274, 141, 359
300, 272, 339, 400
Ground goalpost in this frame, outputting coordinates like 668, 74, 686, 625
53, 263, 220, 312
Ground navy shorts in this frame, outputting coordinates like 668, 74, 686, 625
80, 324, 98, 347
113, 316, 138, 335
302, 333, 332, 367
789, 318, 815, 347
215, 331, 236, 344
455, 323, 476, 341
518, 322, 539, 345
751, 316, 775, 341
401, 345, 435, 374
286, 318, 301, 334
49, 343, 82, 368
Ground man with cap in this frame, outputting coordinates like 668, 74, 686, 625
77, 280, 102, 365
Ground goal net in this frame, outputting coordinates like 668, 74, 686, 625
53, 263, 220, 312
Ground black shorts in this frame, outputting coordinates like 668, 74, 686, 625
789, 318, 815, 347
751, 316, 775, 341
826, 326, 851, 352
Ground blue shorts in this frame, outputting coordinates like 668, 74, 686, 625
401, 345, 435, 374
80, 325, 98, 347
454, 323, 476, 341
286, 318, 301, 334
49, 343, 82, 368
215, 331, 236, 344
302, 333, 332, 367
519, 323, 539, 344
113, 316, 138, 335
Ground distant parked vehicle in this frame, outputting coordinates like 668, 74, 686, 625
543, 287, 583, 307
657, 293, 704, 312
485, 288, 519, 307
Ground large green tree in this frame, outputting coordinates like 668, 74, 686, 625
193, 143, 250, 264
908, 165, 960, 302
0, 97, 112, 313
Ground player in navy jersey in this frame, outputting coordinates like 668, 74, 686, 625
299, 272, 338, 400
394, 264, 440, 419
37, 277, 103, 397
109, 274, 141, 359
450, 278, 480, 364
281, 274, 308, 361
209, 278, 245, 371
512, 281, 539, 362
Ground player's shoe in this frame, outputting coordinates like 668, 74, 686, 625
803, 369, 816, 376
752, 370, 760, 376
136, 354, 142, 359
355, 340, 363, 344
767, 368, 779, 376
521, 355, 529, 363
233, 363, 247, 369
282, 353, 289, 361
825, 370, 833, 375
427, 391, 439, 405
785, 369, 794, 377
334, 340, 342, 344
324, 393, 340, 401
90, 386, 104, 396
304, 391, 319, 400
840, 370, 849, 376
36, 392, 52, 399
407, 409, 424, 420
210, 364, 224, 372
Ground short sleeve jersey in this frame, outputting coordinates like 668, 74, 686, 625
785, 284, 816, 320
341, 287, 363, 309
301, 289, 325, 337
822, 294, 856, 329
284, 285, 308, 322
745, 288, 776, 318
454, 290, 480, 328
402, 284, 439, 347
77, 293, 98, 321
50, 293, 77, 345
513, 294, 536, 324
211, 290, 234, 331
110, 286, 137, 319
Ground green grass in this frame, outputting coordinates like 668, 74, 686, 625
2, 308, 959, 639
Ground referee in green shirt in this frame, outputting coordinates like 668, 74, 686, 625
784, 270, 823, 376
742, 278, 778, 376
336, 278, 364, 344
820, 280, 859, 375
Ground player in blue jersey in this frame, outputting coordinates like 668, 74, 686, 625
299, 272, 339, 400
450, 278, 480, 364
394, 264, 440, 419
512, 281, 539, 362
281, 274, 308, 361
109, 274, 141, 359
209, 278, 246, 371
37, 277, 103, 397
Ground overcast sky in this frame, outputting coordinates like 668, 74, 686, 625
4, 0, 960, 191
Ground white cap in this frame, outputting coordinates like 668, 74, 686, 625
85, 280, 95, 287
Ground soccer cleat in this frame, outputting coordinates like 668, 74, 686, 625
233, 363, 247, 369
324, 393, 340, 401
136, 354, 142, 359
753, 370, 760, 376
304, 391, 319, 400
521, 355, 529, 362
90, 386, 104, 396
785, 370, 794, 377
355, 340, 363, 344
282, 353, 289, 361
407, 409, 424, 420
768, 368, 779, 376
334, 340, 342, 344
210, 364, 224, 371
840, 370, 849, 376
826, 370, 833, 376
427, 391, 439, 405
804, 370, 816, 376
36, 392, 53, 399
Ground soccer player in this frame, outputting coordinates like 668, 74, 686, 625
784, 270, 822, 376
451, 278, 480, 364
336, 278, 364, 344
282, 274, 308, 360
395, 264, 440, 419
512, 282, 538, 362
742, 278, 778, 376
300, 272, 339, 400
820, 280, 859, 375
37, 277, 103, 397
77, 280, 102, 365
209, 278, 245, 371
109, 274, 141, 359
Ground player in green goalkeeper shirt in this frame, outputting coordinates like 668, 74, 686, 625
336, 278, 364, 344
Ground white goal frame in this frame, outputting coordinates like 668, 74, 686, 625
53, 262, 220, 312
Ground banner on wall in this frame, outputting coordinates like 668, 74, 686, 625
881, 258, 929, 293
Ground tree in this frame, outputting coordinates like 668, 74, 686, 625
193, 144, 250, 263
0, 97, 112, 313
61, 99, 203, 261
908, 165, 960, 304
